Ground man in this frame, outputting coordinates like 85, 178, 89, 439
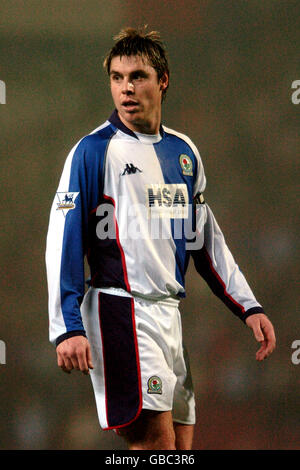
45, 27, 276, 450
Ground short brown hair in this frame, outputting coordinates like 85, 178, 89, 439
103, 26, 170, 100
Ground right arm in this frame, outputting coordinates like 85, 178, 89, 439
45, 135, 102, 372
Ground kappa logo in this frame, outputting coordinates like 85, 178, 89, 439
56, 192, 79, 216
121, 163, 142, 176
147, 376, 162, 394
146, 183, 188, 219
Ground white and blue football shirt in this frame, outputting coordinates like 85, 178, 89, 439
46, 110, 264, 345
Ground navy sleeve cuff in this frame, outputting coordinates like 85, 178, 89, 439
55, 330, 86, 348
242, 307, 266, 323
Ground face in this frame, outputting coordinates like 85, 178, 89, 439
109, 55, 168, 134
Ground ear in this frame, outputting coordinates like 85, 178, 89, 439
159, 72, 169, 91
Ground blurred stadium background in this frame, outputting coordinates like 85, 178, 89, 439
0, 0, 299, 450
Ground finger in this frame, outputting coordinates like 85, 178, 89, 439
260, 324, 276, 356
78, 345, 94, 375
69, 350, 83, 371
58, 355, 73, 373
256, 341, 268, 361
77, 351, 90, 375
262, 325, 276, 349
57, 352, 67, 370
256, 339, 275, 361
86, 345, 94, 370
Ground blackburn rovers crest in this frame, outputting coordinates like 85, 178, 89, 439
147, 376, 162, 394
179, 154, 193, 176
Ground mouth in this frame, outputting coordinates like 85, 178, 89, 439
121, 100, 139, 112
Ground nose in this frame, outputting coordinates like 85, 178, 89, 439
122, 79, 134, 94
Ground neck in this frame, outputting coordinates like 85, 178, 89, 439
118, 110, 161, 135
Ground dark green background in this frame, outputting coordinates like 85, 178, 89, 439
0, 0, 299, 449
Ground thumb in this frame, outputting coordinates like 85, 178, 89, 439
246, 315, 265, 343
252, 324, 265, 343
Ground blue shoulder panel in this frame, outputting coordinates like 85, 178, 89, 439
153, 131, 197, 294
59, 124, 116, 334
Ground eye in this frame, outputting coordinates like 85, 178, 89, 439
132, 72, 147, 81
111, 74, 122, 82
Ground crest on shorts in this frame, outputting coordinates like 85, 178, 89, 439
147, 376, 162, 394
179, 154, 193, 176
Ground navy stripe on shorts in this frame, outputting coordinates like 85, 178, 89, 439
98, 292, 142, 428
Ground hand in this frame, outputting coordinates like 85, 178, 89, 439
245, 313, 276, 361
56, 335, 94, 375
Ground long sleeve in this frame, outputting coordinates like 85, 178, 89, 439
45, 133, 105, 345
188, 142, 264, 322
190, 200, 264, 322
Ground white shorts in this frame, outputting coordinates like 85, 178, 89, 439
81, 287, 196, 431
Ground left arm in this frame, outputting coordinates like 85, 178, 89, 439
190, 201, 276, 359
187, 141, 276, 359
191, 202, 265, 322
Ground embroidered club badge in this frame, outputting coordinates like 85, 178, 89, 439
179, 154, 193, 176
147, 376, 162, 394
